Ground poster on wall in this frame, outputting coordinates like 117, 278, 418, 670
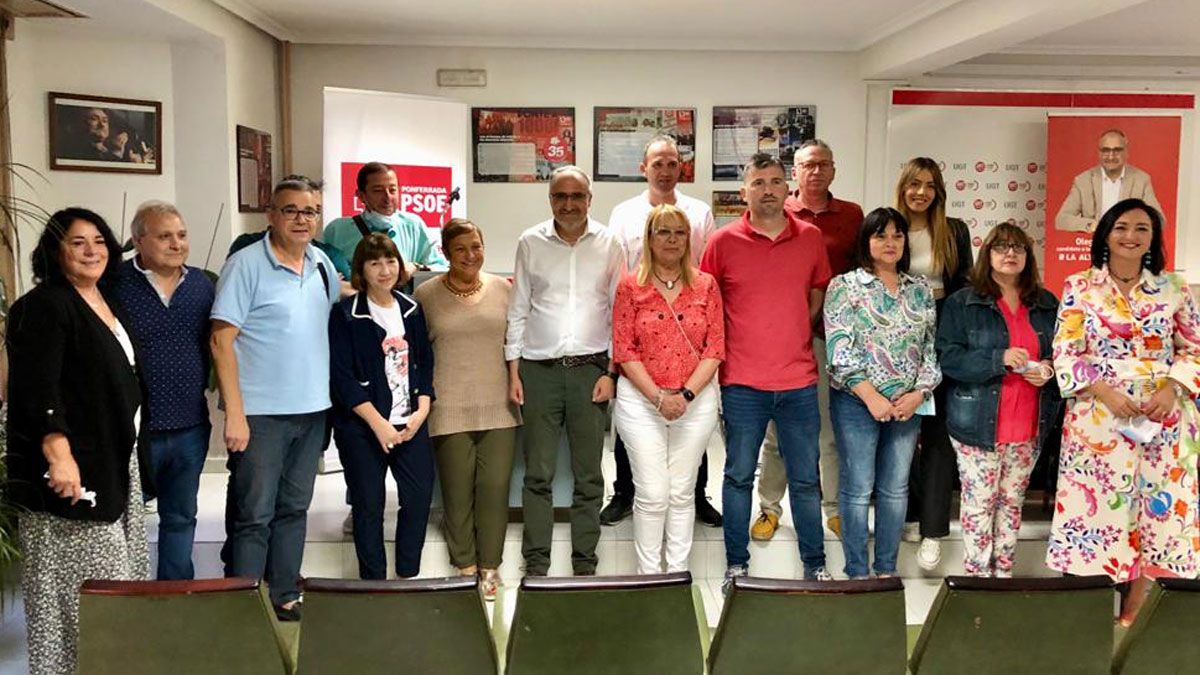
712, 105, 816, 180
712, 191, 746, 227
236, 125, 272, 213
48, 92, 161, 174
593, 107, 695, 182
338, 161, 455, 228
472, 107, 575, 182
1044, 114, 1181, 293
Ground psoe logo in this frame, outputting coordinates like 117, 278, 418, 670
1026, 200, 1038, 211
973, 199, 997, 211
1008, 180, 1032, 192
1026, 162, 1041, 174
976, 161, 999, 173
972, 236, 983, 247
954, 179, 979, 191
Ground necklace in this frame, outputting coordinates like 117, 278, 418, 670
653, 269, 682, 290
1111, 269, 1140, 284
443, 275, 483, 298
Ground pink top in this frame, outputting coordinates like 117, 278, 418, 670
612, 271, 725, 389
996, 299, 1040, 444
700, 211, 832, 391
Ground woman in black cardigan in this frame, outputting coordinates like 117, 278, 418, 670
329, 233, 435, 580
6, 208, 150, 675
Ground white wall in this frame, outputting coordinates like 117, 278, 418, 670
288, 45, 870, 270
6, 24, 176, 286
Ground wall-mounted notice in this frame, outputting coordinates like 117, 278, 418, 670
712, 191, 746, 228
712, 105, 816, 180
594, 107, 695, 182
472, 107, 575, 182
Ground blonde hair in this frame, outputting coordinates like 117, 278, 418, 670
636, 204, 696, 287
894, 157, 957, 278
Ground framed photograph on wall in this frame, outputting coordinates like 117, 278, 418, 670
472, 107, 575, 182
48, 92, 162, 174
236, 125, 273, 212
712, 105, 816, 180
593, 107, 696, 182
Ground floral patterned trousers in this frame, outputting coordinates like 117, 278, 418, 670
952, 438, 1037, 576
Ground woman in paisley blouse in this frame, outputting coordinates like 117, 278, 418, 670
824, 207, 941, 578
1049, 198, 1200, 624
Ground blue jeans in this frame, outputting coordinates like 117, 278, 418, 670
228, 412, 326, 606
830, 388, 921, 578
147, 423, 210, 580
721, 385, 825, 574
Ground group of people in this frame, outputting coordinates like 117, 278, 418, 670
6, 132, 1199, 674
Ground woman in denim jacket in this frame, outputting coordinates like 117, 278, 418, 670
936, 222, 1061, 577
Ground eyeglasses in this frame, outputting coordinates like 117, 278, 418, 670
797, 161, 833, 172
276, 206, 320, 221
991, 242, 1027, 254
1099, 146, 1126, 155
550, 191, 589, 202
652, 229, 689, 240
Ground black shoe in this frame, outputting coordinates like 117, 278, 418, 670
599, 494, 633, 525
696, 497, 723, 527
274, 598, 303, 622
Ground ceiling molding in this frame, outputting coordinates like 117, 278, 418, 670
854, 0, 963, 50
1001, 44, 1200, 58
293, 33, 860, 53
210, 0, 293, 41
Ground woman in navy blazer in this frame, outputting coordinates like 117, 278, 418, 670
329, 233, 435, 579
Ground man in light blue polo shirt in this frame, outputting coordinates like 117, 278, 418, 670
211, 177, 338, 621
322, 161, 448, 278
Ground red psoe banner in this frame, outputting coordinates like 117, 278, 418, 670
338, 161, 454, 228
1044, 115, 1181, 293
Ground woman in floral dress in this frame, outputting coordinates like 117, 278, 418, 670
1048, 197, 1200, 624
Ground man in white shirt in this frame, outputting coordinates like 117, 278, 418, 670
506, 166, 625, 576
600, 134, 722, 528
1055, 128, 1162, 233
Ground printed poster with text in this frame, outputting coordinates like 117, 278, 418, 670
472, 107, 575, 182
1044, 115, 1181, 293
593, 107, 695, 182
712, 105, 816, 180
339, 162, 454, 229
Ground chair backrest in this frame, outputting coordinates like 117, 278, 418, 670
707, 576, 906, 675
505, 572, 705, 675
1112, 577, 1200, 674
297, 576, 497, 675
909, 575, 1114, 675
77, 577, 291, 675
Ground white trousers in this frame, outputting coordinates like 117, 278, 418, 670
613, 378, 719, 574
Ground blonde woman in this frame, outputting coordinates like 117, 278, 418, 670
612, 204, 724, 574
894, 157, 973, 570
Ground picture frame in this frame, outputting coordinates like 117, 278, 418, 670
48, 91, 162, 174
236, 125, 273, 213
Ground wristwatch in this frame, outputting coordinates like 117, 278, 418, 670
680, 387, 696, 402
604, 370, 619, 382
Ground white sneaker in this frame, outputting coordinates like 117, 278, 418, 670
809, 567, 834, 581
901, 522, 921, 543
916, 537, 942, 571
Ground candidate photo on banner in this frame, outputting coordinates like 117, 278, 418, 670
1045, 115, 1181, 292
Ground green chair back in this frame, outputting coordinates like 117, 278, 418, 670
1112, 578, 1200, 674
505, 572, 704, 675
708, 576, 907, 675
909, 575, 1113, 675
77, 577, 292, 675
297, 576, 497, 675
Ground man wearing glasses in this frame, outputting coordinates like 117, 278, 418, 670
1056, 128, 1162, 233
750, 139, 863, 543
506, 165, 625, 577
211, 178, 340, 621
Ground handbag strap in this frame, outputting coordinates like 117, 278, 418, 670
665, 295, 702, 364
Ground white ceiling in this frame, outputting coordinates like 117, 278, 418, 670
212, 0, 963, 52
1013, 0, 1200, 56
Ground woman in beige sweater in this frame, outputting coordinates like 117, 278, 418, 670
413, 218, 521, 600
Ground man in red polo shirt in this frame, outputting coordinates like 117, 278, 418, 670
752, 139, 864, 543
701, 152, 833, 591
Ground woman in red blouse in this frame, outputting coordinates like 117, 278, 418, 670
612, 204, 725, 574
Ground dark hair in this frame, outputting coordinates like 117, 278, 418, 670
1090, 198, 1165, 274
350, 232, 406, 292
30, 207, 124, 286
971, 221, 1042, 305
440, 217, 484, 254
742, 152, 786, 179
283, 174, 324, 191
355, 162, 393, 193
854, 207, 910, 274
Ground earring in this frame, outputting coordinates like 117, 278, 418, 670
1099, 247, 1109, 266
1143, 252, 1152, 270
